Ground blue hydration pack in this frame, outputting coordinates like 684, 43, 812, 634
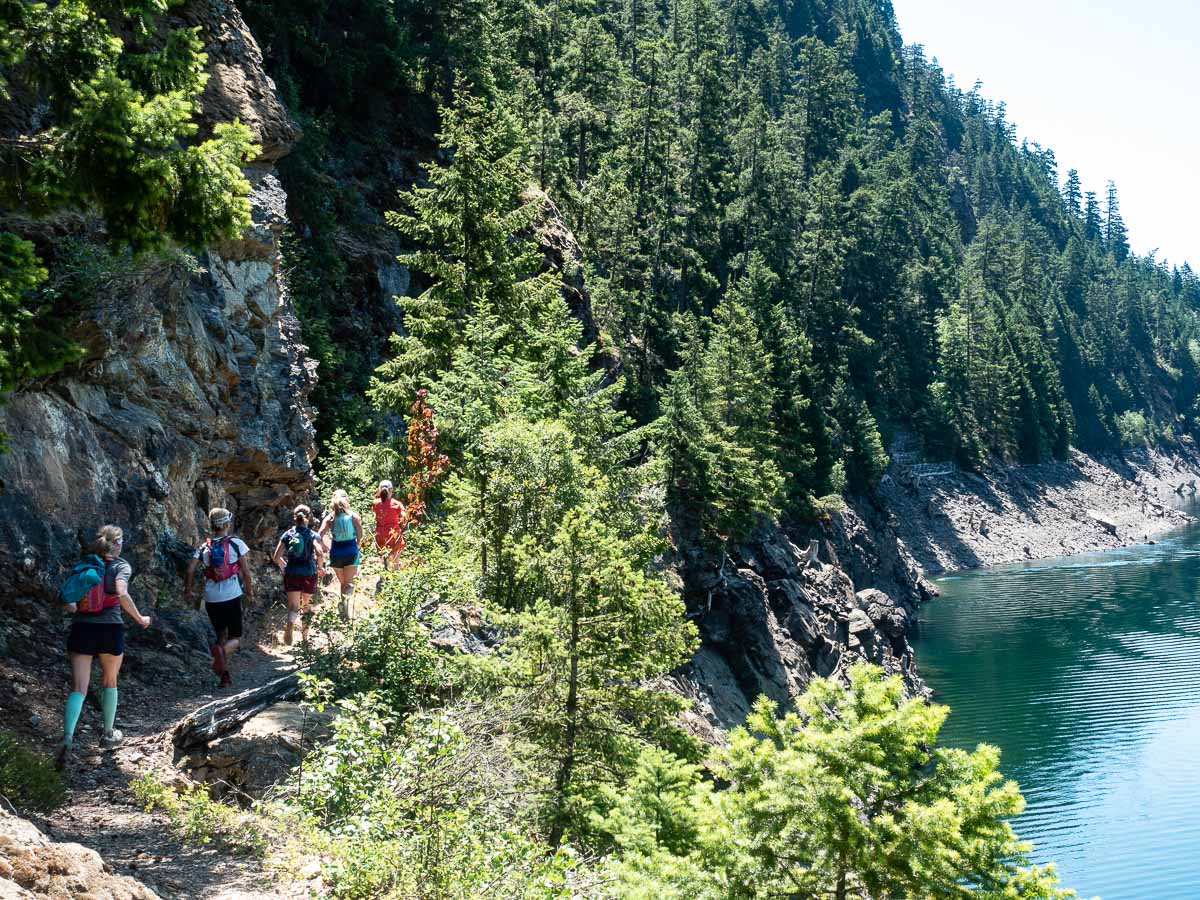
59, 555, 110, 612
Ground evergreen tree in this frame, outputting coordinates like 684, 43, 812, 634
1062, 168, 1083, 218
591, 747, 702, 857
661, 313, 778, 543
507, 507, 698, 847
0, 2, 255, 252
270, 0, 1200, 527
1104, 180, 1130, 262
0, 0, 256, 390
605, 666, 1075, 899
1083, 191, 1102, 243
706, 286, 777, 467
372, 89, 543, 401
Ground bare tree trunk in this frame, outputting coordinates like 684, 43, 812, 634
835, 821, 849, 900
173, 673, 302, 749
635, 54, 659, 225
548, 567, 581, 848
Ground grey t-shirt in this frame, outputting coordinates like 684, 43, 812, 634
73, 557, 132, 626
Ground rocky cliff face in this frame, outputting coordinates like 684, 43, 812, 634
877, 446, 1200, 573
675, 510, 929, 740
0, 1, 314, 610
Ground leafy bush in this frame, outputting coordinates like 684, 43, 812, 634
298, 565, 448, 709
293, 697, 588, 898
0, 730, 66, 813
131, 776, 266, 857
1116, 410, 1156, 448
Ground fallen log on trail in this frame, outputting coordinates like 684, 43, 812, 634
173, 672, 304, 750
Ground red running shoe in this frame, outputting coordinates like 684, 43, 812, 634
210, 642, 227, 676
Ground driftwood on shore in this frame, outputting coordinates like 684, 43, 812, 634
1086, 509, 1119, 536
173, 671, 304, 749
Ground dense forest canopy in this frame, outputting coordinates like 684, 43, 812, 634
240, 0, 1200, 533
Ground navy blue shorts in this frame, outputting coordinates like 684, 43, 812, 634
329, 539, 359, 569
67, 622, 125, 656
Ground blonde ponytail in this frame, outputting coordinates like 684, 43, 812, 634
92, 524, 123, 558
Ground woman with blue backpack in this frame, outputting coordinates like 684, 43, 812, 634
317, 490, 363, 622
272, 505, 326, 646
184, 508, 254, 688
57, 524, 152, 766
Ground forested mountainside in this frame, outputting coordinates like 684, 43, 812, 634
0, 0, 1183, 896
244, 0, 1200, 528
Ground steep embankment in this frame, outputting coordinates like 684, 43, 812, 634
674, 507, 932, 739
0, 5, 319, 892
676, 442, 1200, 737
880, 446, 1200, 574
0, 0, 314, 594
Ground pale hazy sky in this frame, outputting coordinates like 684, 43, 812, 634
892, 0, 1198, 268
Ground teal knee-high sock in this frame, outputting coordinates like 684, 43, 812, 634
101, 687, 118, 731
63, 691, 85, 747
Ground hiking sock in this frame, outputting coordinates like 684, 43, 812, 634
63, 691, 85, 747
101, 687, 118, 732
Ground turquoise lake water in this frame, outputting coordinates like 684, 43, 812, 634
912, 521, 1200, 899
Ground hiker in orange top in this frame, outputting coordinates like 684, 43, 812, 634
371, 480, 405, 569
184, 508, 254, 689
57, 525, 152, 767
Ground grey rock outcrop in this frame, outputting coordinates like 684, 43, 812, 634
181, 0, 301, 162
678, 523, 924, 735
0, 4, 315, 612
0, 808, 159, 899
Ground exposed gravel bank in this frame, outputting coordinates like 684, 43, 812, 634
880, 447, 1200, 575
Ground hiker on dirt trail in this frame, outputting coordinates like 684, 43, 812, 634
317, 490, 363, 622
272, 505, 326, 646
57, 524, 152, 766
184, 508, 254, 689
372, 480, 405, 569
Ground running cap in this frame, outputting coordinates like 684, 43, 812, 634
379, 480, 394, 491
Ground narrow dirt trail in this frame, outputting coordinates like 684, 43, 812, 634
33, 568, 384, 899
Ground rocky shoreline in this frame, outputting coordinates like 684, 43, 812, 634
879, 446, 1200, 575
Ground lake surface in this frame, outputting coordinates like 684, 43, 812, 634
912, 521, 1200, 900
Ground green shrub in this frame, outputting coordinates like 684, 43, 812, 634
0, 730, 66, 813
293, 701, 587, 898
299, 565, 448, 710
131, 776, 267, 858
1116, 410, 1156, 448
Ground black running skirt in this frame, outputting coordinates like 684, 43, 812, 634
66, 622, 126, 656
205, 598, 244, 639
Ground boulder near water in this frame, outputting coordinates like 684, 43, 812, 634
1086, 510, 1119, 535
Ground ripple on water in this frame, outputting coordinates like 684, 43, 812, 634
914, 523, 1200, 900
